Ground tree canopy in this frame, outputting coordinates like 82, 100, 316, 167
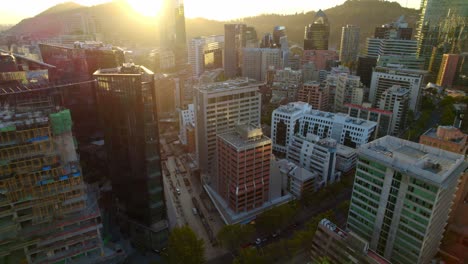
168, 226, 205, 264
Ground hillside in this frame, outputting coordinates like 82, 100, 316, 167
6, 0, 419, 48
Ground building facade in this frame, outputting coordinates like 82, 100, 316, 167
224, 24, 246, 78
194, 78, 261, 176
304, 10, 330, 50
436, 54, 460, 87
347, 136, 467, 264
377, 85, 409, 136
94, 64, 168, 249
271, 102, 377, 153
345, 103, 393, 139
297, 81, 330, 111
339, 25, 360, 65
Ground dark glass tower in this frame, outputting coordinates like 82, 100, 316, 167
94, 64, 168, 250
273, 26, 286, 48
160, 0, 187, 66
224, 24, 246, 78
304, 10, 330, 50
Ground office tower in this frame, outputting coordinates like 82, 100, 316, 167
271, 102, 377, 153
0, 82, 108, 262
377, 85, 409, 136
454, 53, 468, 88
339, 25, 360, 65
261, 48, 282, 80
420, 126, 468, 155
346, 103, 393, 139
416, 0, 468, 69
39, 42, 125, 139
302, 62, 319, 82
194, 78, 261, 175
245, 26, 258, 48
311, 219, 391, 263
154, 74, 177, 120
304, 10, 330, 50
376, 55, 425, 70
303, 50, 338, 71
365, 38, 418, 58
288, 54, 302, 71
347, 136, 467, 263
297, 81, 330, 111
94, 64, 168, 249
335, 73, 364, 113
436, 54, 460, 87
273, 67, 302, 88
273, 26, 286, 48
224, 24, 246, 78
261, 33, 274, 48
188, 35, 224, 77
369, 66, 428, 113
217, 125, 271, 213
287, 134, 339, 187
179, 104, 196, 152
357, 56, 378, 88
375, 15, 413, 40
160, 0, 187, 65
242, 48, 263, 81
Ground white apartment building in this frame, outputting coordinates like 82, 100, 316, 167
194, 78, 261, 176
377, 85, 410, 136
188, 35, 224, 77
370, 66, 427, 113
335, 73, 364, 113
287, 134, 340, 187
271, 102, 377, 153
179, 104, 195, 145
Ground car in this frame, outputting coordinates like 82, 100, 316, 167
271, 232, 278, 238
176, 188, 181, 195
192, 208, 198, 215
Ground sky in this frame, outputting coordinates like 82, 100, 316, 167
0, 0, 421, 24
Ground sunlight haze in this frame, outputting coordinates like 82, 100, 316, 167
0, 0, 421, 24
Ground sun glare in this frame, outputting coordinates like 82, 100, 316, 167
127, 0, 163, 17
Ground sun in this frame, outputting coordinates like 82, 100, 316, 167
126, 0, 163, 17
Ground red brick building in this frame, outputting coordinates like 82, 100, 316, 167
297, 81, 329, 111
216, 125, 272, 213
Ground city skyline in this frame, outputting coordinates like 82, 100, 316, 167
0, 0, 421, 24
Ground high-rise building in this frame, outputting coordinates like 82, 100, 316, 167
377, 85, 410, 136
369, 66, 428, 113
273, 26, 286, 48
374, 15, 413, 40
297, 81, 330, 111
287, 134, 339, 188
345, 102, 394, 139
356, 56, 378, 88
416, 0, 467, 69
365, 38, 418, 58
271, 102, 377, 153
339, 25, 360, 65
179, 104, 195, 151
436, 54, 460, 87
242, 48, 263, 81
335, 73, 364, 113
188, 35, 224, 77
347, 136, 467, 263
302, 62, 319, 82
224, 24, 247, 78
194, 78, 261, 176
304, 10, 330, 50
159, 0, 187, 65
311, 219, 391, 264
302, 50, 338, 71
245, 26, 258, 48
217, 125, 271, 213
261, 33, 274, 48
261, 49, 282, 80
376, 55, 425, 70
94, 64, 168, 249
0, 91, 110, 263
39, 42, 125, 139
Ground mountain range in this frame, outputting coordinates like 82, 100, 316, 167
5, 0, 420, 48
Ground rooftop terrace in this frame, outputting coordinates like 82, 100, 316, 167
359, 136, 467, 187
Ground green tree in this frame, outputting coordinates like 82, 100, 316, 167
168, 226, 205, 264
217, 224, 255, 253
255, 202, 298, 233
233, 248, 268, 264
441, 106, 455, 126
314, 256, 331, 264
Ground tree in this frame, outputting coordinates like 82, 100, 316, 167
441, 106, 455, 126
233, 248, 268, 264
314, 256, 331, 264
217, 224, 255, 253
255, 202, 298, 233
168, 226, 205, 264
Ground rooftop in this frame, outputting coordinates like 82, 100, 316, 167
337, 144, 357, 157
93, 63, 153, 76
218, 124, 271, 150
422, 126, 467, 144
196, 78, 262, 93
359, 136, 467, 187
